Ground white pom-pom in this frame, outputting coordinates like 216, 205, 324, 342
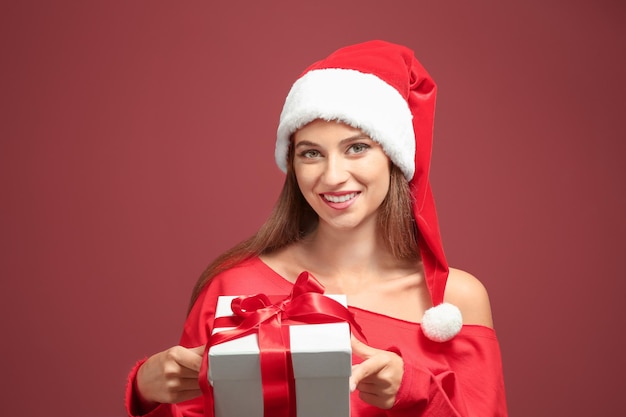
421, 303, 463, 342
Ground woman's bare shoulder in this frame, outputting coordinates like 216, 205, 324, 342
445, 267, 494, 328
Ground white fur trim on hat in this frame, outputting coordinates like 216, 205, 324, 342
421, 303, 463, 342
276, 68, 416, 180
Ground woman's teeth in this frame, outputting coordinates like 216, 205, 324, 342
323, 192, 357, 203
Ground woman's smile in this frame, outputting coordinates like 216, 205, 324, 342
322, 191, 360, 205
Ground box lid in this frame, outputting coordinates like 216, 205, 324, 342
209, 295, 352, 381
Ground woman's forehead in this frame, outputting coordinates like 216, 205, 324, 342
293, 119, 369, 143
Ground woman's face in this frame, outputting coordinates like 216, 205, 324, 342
292, 119, 391, 231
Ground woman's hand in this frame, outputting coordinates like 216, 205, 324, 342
349, 336, 404, 409
136, 345, 205, 407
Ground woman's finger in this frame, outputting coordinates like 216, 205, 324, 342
350, 356, 384, 391
172, 345, 204, 373
350, 334, 378, 360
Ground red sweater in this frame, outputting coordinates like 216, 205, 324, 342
126, 257, 508, 417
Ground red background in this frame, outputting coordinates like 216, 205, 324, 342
1, 1, 624, 416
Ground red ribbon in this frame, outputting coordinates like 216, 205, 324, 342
204, 271, 364, 417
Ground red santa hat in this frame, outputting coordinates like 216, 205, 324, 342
275, 40, 462, 342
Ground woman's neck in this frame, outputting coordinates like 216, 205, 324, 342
261, 218, 422, 300
295, 221, 399, 283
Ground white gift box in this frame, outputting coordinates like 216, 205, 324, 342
208, 294, 352, 417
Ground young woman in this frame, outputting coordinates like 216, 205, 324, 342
126, 40, 508, 417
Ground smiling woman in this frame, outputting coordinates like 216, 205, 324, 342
292, 120, 391, 231
125, 40, 508, 417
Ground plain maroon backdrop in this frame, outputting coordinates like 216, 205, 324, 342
1, 1, 624, 416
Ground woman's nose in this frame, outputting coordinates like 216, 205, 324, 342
321, 154, 349, 185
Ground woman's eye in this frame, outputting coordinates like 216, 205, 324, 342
300, 149, 321, 158
348, 143, 370, 154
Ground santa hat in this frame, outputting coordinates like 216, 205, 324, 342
275, 40, 462, 342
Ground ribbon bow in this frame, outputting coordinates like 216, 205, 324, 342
205, 271, 363, 417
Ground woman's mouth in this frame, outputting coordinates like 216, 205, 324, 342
322, 192, 359, 203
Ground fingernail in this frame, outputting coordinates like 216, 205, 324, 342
349, 381, 356, 392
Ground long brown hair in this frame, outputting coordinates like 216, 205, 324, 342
188, 145, 420, 313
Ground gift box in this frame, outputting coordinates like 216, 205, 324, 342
208, 293, 352, 417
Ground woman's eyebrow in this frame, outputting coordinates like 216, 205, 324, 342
339, 134, 372, 145
294, 134, 372, 149
294, 140, 318, 148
